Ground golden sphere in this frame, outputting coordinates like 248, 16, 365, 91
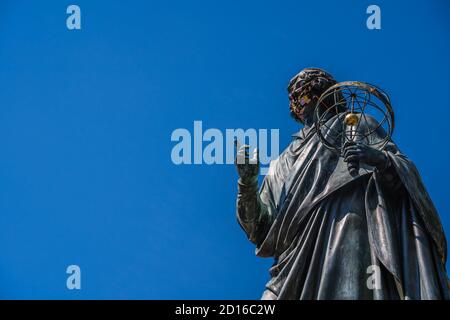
344, 113, 359, 126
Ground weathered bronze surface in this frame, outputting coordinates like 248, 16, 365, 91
235, 68, 449, 300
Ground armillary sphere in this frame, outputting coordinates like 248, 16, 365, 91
314, 81, 394, 174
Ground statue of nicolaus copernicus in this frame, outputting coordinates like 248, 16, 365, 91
235, 68, 450, 300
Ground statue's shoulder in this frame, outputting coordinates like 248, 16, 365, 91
263, 137, 302, 183
358, 113, 379, 129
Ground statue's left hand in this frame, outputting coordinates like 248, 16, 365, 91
343, 141, 388, 170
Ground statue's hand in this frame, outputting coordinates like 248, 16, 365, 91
235, 143, 259, 183
343, 141, 388, 171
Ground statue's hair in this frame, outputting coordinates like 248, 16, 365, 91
288, 68, 344, 123
288, 68, 336, 95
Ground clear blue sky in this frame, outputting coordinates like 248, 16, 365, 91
0, 0, 449, 299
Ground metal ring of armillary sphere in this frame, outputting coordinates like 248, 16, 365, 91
314, 81, 395, 153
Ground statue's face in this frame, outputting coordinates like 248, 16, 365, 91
288, 68, 336, 126
289, 83, 317, 125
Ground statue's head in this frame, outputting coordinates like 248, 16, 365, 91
288, 68, 340, 125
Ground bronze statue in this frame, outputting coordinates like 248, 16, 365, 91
235, 68, 449, 299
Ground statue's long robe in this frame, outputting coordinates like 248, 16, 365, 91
237, 114, 449, 299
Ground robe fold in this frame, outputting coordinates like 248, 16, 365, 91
236, 114, 449, 300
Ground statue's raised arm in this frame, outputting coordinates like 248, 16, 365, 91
235, 142, 274, 246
